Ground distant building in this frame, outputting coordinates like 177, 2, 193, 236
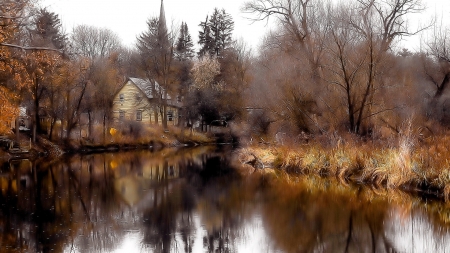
111, 77, 182, 126
10, 107, 31, 131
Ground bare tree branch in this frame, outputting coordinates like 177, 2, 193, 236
0, 43, 63, 53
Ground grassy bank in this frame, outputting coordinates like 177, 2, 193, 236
75, 125, 214, 150
1, 126, 215, 161
236, 131, 450, 201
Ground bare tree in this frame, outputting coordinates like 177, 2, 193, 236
243, 0, 330, 75
243, 0, 335, 135
322, 1, 427, 134
415, 24, 450, 124
71, 25, 122, 59
245, 0, 427, 134
69, 25, 124, 141
425, 25, 450, 98
352, 0, 427, 52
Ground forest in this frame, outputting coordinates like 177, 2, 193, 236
1, 0, 450, 153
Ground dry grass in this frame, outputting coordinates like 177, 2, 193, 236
168, 127, 215, 144
238, 126, 450, 200
106, 125, 214, 147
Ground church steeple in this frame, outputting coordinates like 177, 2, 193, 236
158, 0, 168, 38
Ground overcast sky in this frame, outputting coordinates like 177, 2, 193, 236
39, 0, 449, 52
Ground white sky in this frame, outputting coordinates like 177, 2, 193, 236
39, 0, 449, 52
39, 0, 270, 50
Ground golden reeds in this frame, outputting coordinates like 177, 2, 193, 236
238, 129, 450, 200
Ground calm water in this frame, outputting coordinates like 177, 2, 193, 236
1, 146, 450, 253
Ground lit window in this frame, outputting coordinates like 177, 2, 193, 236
119, 111, 125, 121
136, 111, 142, 121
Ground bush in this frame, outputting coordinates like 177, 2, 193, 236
119, 120, 145, 139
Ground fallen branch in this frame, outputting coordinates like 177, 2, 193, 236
0, 43, 63, 53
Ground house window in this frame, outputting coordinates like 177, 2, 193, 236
167, 111, 173, 121
136, 111, 142, 121
119, 111, 125, 121
119, 94, 124, 102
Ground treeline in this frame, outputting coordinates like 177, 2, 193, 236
0, 0, 249, 144
1, 0, 450, 145
243, 0, 450, 141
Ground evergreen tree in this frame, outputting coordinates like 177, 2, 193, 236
32, 8, 67, 50
216, 8, 234, 54
198, 15, 213, 57
198, 8, 234, 57
175, 22, 194, 61
136, 0, 174, 129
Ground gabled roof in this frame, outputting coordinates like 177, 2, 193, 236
128, 77, 171, 100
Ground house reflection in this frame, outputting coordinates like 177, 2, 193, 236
0, 147, 220, 253
3, 147, 450, 253
109, 150, 183, 209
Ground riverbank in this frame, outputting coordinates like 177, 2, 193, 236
70, 126, 216, 153
0, 126, 217, 161
235, 132, 450, 201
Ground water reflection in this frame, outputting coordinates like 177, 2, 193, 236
0, 147, 450, 252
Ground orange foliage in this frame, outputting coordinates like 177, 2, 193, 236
0, 1, 23, 134
0, 1, 63, 134
0, 87, 18, 134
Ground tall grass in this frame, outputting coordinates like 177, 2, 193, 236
238, 122, 450, 200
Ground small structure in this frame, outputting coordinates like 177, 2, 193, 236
111, 77, 182, 126
10, 107, 31, 131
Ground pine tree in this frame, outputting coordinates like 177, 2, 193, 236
198, 8, 234, 57
209, 8, 222, 56
216, 9, 234, 53
198, 15, 213, 57
32, 8, 67, 50
175, 22, 194, 61
136, 0, 174, 129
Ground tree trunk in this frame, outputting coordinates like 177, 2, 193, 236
60, 119, 64, 143
48, 117, 56, 141
15, 118, 19, 143
179, 109, 185, 142
154, 108, 159, 124
434, 72, 450, 98
33, 75, 39, 143
88, 111, 92, 139
103, 114, 107, 144
162, 104, 168, 130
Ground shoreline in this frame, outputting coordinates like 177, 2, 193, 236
234, 139, 450, 201
0, 137, 232, 162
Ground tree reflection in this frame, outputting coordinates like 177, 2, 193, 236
1, 149, 450, 252
0, 154, 123, 253
255, 174, 450, 253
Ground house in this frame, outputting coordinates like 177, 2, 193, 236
112, 77, 182, 126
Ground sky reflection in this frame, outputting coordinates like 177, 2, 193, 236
2, 148, 450, 253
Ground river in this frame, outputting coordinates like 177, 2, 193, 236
0, 146, 450, 253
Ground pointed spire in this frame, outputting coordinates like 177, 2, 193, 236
158, 0, 168, 37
